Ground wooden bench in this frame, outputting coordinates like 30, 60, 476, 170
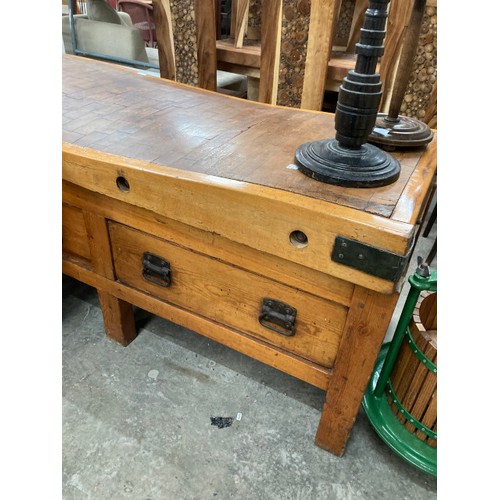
62, 55, 437, 455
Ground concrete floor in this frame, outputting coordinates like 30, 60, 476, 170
62, 201, 437, 500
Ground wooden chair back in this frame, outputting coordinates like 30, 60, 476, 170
153, 0, 437, 127
222, 0, 341, 110
152, 0, 217, 91
329, 0, 437, 127
379, 0, 437, 127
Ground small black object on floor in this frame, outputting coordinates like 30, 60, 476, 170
210, 417, 234, 429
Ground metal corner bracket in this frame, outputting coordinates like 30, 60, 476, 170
331, 235, 414, 283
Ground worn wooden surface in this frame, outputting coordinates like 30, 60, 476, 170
62, 55, 434, 220
63, 254, 332, 389
63, 143, 414, 294
62, 181, 341, 390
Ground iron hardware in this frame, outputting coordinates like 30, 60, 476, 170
259, 298, 296, 337
331, 235, 414, 283
142, 252, 171, 287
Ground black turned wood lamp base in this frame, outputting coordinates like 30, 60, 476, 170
295, 138, 401, 187
295, 0, 400, 188
369, 113, 434, 149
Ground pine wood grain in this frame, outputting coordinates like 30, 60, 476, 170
97, 291, 137, 346
61, 54, 438, 458
82, 211, 114, 279
81, 210, 137, 345
62, 203, 91, 260
391, 135, 437, 225
109, 222, 348, 367
63, 181, 355, 307
63, 144, 416, 294
62, 259, 331, 389
315, 285, 399, 455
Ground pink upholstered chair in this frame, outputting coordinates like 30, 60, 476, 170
116, 0, 156, 48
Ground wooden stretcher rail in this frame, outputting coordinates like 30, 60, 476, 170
62, 258, 332, 389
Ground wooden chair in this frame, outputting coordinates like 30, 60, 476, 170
217, 0, 341, 109
214, 0, 437, 126
326, 0, 437, 129
152, 0, 218, 90
152, 0, 437, 128
151, 1, 246, 96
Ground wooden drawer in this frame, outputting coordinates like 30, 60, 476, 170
109, 222, 348, 367
62, 203, 91, 261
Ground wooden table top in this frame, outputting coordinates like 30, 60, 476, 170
62, 55, 436, 221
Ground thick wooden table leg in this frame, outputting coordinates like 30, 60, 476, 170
315, 286, 398, 455
83, 211, 138, 346
97, 291, 137, 346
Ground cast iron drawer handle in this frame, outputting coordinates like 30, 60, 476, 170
258, 298, 296, 337
142, 252, 171, 287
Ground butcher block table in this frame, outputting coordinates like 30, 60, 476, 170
62, 55, 437, 456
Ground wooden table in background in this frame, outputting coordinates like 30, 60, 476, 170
62, 55, 437, 456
